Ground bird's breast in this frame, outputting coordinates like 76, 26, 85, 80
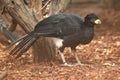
79, 28, 94, 44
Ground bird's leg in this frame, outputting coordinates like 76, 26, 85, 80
72, 50, 83, 65
58, 50, 67, 64
58, 50, 72, 66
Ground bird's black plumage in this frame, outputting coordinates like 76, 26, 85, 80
6, 13, 101, 66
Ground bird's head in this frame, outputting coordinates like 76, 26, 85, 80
85, 13, 102, 25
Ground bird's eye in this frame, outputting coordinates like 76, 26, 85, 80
90, 19, 95, 23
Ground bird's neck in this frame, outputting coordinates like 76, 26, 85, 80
81, 22, 94, 32
83, 22, 94, 28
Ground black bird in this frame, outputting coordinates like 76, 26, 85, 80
5, 13, 101, 66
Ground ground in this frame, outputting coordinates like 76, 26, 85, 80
0, 3, 120, 80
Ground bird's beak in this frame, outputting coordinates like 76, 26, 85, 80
94, 19, 102, 24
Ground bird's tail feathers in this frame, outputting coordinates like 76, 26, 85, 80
15, 37, 37, 58
5, 31, 57, 58
5, 32, 38, 58
10, 34, 38, 58
4, 34, 28, 51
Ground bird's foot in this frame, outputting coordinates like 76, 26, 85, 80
73, 63, 84, 66
61, 62, 74, 67
61, 62, 84, 67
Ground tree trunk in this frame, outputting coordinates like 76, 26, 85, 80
49, 0, 71, 15
1, 0, 38, 32
1, 0, 71, 63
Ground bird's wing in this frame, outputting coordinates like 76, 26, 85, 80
33, 13, 83, 38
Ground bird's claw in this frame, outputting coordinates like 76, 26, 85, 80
73, 63, 84, 66
61, 63, 73, 67
62, 62, 84, 67
64, 63, 73, 66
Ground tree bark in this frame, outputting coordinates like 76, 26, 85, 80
49, 0, 71, 15
1, 0, 37, 32
1, 0, 71, 63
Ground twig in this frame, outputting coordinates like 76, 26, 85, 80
41, 0, 51, 10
